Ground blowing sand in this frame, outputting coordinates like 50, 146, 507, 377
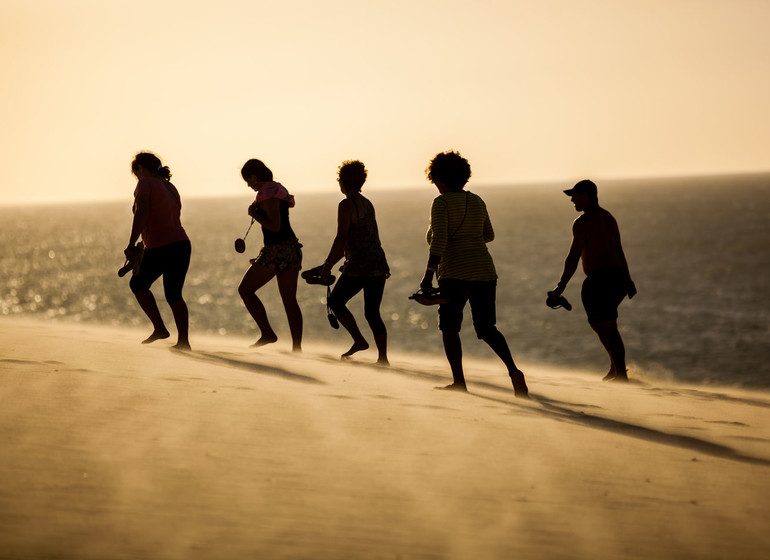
1, 317, 769, 559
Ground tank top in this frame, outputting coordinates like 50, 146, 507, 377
341, 195, 389, 277
262, 199, 297, 246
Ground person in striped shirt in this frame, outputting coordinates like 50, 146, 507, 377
420, 151, 528, 397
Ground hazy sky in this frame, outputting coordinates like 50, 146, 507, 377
2, 0, 769, 205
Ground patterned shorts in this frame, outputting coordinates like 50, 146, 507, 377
250, 239, 303, 273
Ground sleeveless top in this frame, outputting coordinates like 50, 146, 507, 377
341, 195, 389, 278
261, 199, 297, 246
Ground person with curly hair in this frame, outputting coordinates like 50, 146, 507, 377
419, 151, 528, 396
125, 152, 191, 350
238, 159, 303, 352
317, 160, 390, 364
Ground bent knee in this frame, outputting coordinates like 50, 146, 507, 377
589, 318, 618, 328
328, 297, 346, 317
475, 324, 498, 340
330, 305, 350, 319
589, 319, 618, 334
238, 281, 253, 299
165, 293, 183, 305
129, 277, 148, 294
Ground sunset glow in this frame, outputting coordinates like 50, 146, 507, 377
2, 0, 769, 204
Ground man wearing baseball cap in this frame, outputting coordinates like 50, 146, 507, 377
550, 179, 636, 381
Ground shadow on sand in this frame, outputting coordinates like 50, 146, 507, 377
179, 350, 769, 466
337, 357, 770, 467
478, 391, 770, 467
177, 350, 325, 385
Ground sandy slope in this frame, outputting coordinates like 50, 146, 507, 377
1, 318, 769, 559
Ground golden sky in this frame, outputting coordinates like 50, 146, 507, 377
2, 0, 769, 205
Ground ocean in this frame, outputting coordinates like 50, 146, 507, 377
1, 174, 769, 387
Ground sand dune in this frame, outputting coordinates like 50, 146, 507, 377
1, 318, 769, 559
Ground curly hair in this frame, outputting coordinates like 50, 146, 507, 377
426, 151, 471, 188
131, 152, 171, 180
241, 159, 273, 182
337, 160, 367, 192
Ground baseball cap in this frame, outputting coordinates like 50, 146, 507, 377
564, 179, 597, 196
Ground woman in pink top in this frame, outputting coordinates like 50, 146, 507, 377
125, 152, 192, 349
238, 158, 303, 351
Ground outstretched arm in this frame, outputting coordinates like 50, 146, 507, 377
552, 219, 585, 297
322, 199, 353, 276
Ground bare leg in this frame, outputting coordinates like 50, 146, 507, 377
590, 320, 628, 382
440, 331, 467, 391
239, 264, 278, 347
277, 269, 303, 352
170, 300, 190, 350
337, 313, 369, 358
363, 277, 388, 364
328, 275, 369, 359
133, 289, 170, 344
374, 333, 389, 365
481, 328, 528, 397
590, 323, 615, 379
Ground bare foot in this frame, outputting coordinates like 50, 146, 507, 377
250, 334, 278, 348
604, 369, 628, 382
509, 369, 528, 398
172, 340, 191, 351
376, 356, 390, 366
142, 330, 170, 344
436, 382, 467, 392
341, 340, 369, 359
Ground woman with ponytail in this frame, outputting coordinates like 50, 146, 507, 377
125, 152, 192, 349
237, 158, 303, 352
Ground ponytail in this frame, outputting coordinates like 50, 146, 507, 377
132, 152, 172, 180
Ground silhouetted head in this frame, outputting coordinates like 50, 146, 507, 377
426, 151, 471, 191
338, 160, 367, 194
241, 159, 273, 182
131, 152, 171, 180
564, 179, 598, 211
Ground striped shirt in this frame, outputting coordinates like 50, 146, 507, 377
427, 191, 497, 281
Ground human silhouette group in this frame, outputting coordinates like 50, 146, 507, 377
124, 151, 636, 397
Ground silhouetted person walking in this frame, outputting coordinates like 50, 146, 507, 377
238, 159, 303, 352
419, 151, 528, 397
550, 179, 636, 381
125, 152, 191, 350
316, 160, 390, 364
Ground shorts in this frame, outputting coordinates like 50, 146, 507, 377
250, 239, 303, 273
130, 239, 191, 304
437, 278, 497, 338
581, 269, 628, 324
